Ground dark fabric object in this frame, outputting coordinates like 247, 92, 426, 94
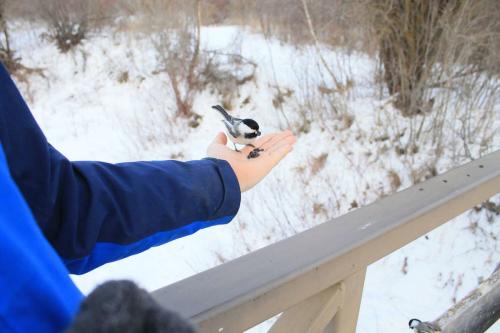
66, 280, 198, 333
0, 63, 241, 274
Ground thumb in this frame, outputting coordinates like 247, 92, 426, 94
211, 132, 227, 145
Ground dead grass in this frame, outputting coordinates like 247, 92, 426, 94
387, 169, 401, 192
310, 153, 328, 175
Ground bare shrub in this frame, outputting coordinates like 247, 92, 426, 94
230, 0, 362, 51
387, 169, 401, 192
117, 70, 129, 84
292, 60, 354, 136
35, 0, 110, 53
132, 0, 257, 119
366, 0, 451, 116
274, 0, 357, 134
200, 1, 359, 132
126, 98, 181, 157
0, 0, 45, 86
359, 0, 500, 170
272, 87, 293, 110
202, 0, 230, 25
310, 153, 328, 175
0, 0, 18, 71
198, 51, 257, 110
362, 0, 500, 115
144, 0, 203, 119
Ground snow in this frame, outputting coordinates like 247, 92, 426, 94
8, 21, 500, 332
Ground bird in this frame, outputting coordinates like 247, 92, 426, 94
212, 105, 261, 152
409, 318, 442, 333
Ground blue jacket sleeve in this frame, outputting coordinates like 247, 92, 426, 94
0, 64, 241, 274
0, 144, 83, 333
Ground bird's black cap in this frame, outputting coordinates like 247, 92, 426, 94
242, 118, 259, 130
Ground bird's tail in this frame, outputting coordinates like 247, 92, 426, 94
211, 105, 232, 122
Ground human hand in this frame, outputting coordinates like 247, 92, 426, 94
207, 130, 296, 192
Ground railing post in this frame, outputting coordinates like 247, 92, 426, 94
324, 268, 367, 333
268, 282, 344, 333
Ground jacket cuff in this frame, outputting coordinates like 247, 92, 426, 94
204, 158, 241, 218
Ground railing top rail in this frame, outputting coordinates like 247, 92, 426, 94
153, 150, 500, 332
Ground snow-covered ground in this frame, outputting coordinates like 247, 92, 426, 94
9, 22, 500, 332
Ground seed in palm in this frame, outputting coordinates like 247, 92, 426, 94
247, 148, 264, 159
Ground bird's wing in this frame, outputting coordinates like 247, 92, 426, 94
223, 120, 240, 138
416, 322, 442, 333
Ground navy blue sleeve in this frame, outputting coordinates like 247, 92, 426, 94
0, 64, 241, 274
0, 144, 83, 333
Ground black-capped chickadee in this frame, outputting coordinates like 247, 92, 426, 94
409, 319, 442, 333
212, 105, 261, 151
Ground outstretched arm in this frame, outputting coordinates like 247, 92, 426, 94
0, 64, 241, 274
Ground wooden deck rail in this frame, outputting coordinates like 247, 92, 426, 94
152, 150, 500, 333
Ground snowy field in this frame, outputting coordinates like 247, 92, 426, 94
9, 22, 500, 332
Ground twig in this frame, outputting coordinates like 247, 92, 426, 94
301, 0, 342, 91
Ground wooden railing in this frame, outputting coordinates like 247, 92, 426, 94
152, 150, 500, 333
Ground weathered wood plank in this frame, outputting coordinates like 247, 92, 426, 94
152, 151, 500, 332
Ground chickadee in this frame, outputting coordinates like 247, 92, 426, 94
409, 319, 442, 333
212, 105, 261, 151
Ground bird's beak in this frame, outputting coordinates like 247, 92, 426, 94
256, 130, 261, 136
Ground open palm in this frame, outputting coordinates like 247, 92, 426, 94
207, 130, 296, 192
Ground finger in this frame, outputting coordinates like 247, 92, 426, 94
266, 140, 294, 154
211, 132, 227, 145
265, 142, 294, 164
240, 133, 277, 154
252, 133, 277, 148
253, 130, 293, 147
258, 133, 289, 151
259, 131, 295, 151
